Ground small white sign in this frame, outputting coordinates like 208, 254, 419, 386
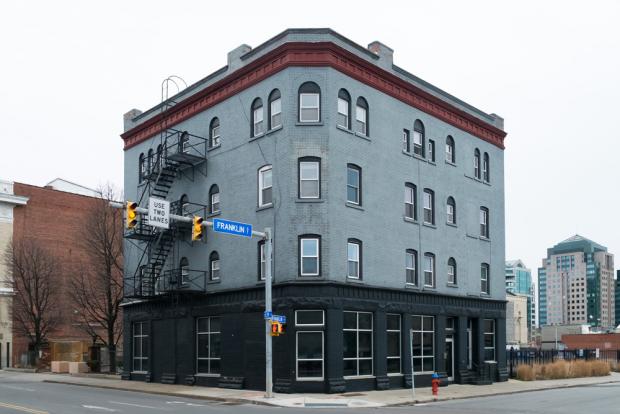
148, 197, 170, 229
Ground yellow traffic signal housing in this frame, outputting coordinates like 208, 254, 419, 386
277, 322, 285, 335
270, 321, 280, 337
192, 216, 204, 241
126, 201, 138, 229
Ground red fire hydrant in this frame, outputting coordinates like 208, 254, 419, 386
431, 373, 440, 399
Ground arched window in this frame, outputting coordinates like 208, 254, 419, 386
209, 184, 220, 214
405, 183, 417, 220
355, 97, 368, 136
299, 234, 320, 276
155, 144, 163, 172
251, 98, 264, 137
179, 131, 190, 154
413, 120, 425, 157
346, 164, 361, 205
483, 152, 490, 182
480, 206, 489, 238
298, 158, 320, 199
481, 263, 490, 294
347, 238, 362, 279
337, 89, 351, 129
447, 196, 456, 225
268, 89, 282, 130
138, 153, 145, 182
210, 251, 220, 281
180, 257, 189, 284
446, 136, 455, 163
147, 149, 154, 174
298, 82, 320, 122
405, 249, 418, 285
423, 188, 435, 225
423, 252, 435, 287
209, 117, 220, 148
448, 257, 457, 285
258, 165, 273, 207
179, 194, 189, 215
474, 149, 481, 179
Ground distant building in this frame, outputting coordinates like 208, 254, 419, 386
45, 178, 98, 197
540, 324, 588, 350
505, 259, 535, 338
562, 333, 620, 351
616, 270, 620, 326
538, 235, 615, 329
506, 291, 528, 347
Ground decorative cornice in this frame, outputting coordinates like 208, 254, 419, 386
122, 42, 506, 150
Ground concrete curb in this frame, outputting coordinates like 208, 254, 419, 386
2, 367, 38, 373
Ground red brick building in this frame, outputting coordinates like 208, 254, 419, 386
562, 333, 620, 351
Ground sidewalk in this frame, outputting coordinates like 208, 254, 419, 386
9, 370, 620, 408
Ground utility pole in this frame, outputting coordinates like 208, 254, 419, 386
264, 227, 273, 398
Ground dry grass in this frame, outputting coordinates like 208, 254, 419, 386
515, 360, 610, 381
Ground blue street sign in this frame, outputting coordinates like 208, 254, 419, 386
264, 311, 272, 319
213, 218, 253, 238
272, 315, 286, 324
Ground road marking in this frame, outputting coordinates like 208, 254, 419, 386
81, 405, 117, 412
166, 401, 187, 404
109, 401, 165, 410
0, 401, 48, 414
0, 384, 36, 392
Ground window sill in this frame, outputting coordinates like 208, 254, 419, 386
207, 279, 221, 285
466, 233, 479, 240
266, 125, 283, 135
402, 150, 413, 157
446, 222, 457, 228
403, 217, 419, 225
249, 132, 265, 142
207, 144, 222, 152
195, 373, 221, 378
296, 377, 324, 382
346, 277, 364, 284
387, 373, 404, 377
207, 211, 221, 218
479, 236, 491, 242
131, 371, 148, 375
296, 121, 323, 126
404, 283, 419, 290
354, 132, 371, 141
298, 275, 323, 279
428, 160, 437, 166
345, 202, 364, 211
445, 160, 457, 167
412, 154, 428, 163
344, 375, 376, 380
295, 199, 323, 204
480, 293, 491, 298
422, 222, 437, 229
423, 285, 436, 290
256, 204, 274, 212
337, 125, 354, 134
446, 283, 458, 288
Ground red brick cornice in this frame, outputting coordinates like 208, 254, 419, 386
122, 42, 506, 150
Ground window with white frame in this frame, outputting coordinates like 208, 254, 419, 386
209, 184, 220, 214
424, 253, 435, 287
413, 120, 425, 157
258, 165, 273, 207
132, 322, 149, 372
296, 310, 324, 380
180, 131, 190, 154
269, 89, 282, 129
448, 257, 457, 284
387, 314, 401, 374
355, 97, 368, 135
446, 135, 455, 163
299, 158, 320, 199
446, 197, 456, 225
337, 89, 350, 129
347, 239, 361, 279
258, 240, 266, 281
481, 263, 490, 294
411, 315, 434, 374
346, 164, 361, 205
474, 149, 481, 179
343, 311, 373, 376
480, 207, 489, 238
428, 139, 435, 162
299, 82, 320, 122
403, 129, 410, 153
423, 189, 434, 225
300, 236, 320, 276
483, 319, 495, 361
210, 251, 220, 281
139, 153, 146, 182
252, 98, 264, 137
405, 183, 416, 220
196, 317, 221, 374
406, 249, 417, 285
180, 257, 189, 285
209, 117, 220, 148
483, 152, 490, 182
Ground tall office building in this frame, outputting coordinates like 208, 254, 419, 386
505, 259, 534, 339
538, 235, 615, 329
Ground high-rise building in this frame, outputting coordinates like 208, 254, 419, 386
538, 235, 615, 329
505, 259, 534, 339
615, 270, 619, 327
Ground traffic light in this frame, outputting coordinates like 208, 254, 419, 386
277, 322, 285, 335
271, 321, 279, 337
192, 216, 204, 241
126, 201, 138, 229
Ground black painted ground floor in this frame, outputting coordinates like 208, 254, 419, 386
122, 282, 508, 392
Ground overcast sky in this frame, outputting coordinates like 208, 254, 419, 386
1, 0, 619, 277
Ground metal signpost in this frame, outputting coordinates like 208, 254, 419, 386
410, 329, 416, 401
112, 199, 275, 398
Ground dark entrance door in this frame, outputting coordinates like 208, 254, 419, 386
152, 319, 176, 382
445, 336, 454, 381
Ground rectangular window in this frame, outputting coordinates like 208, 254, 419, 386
196, 317, 221, 375
270, 98, 282, 129
259, 242, 266, 281
211, 125, 220, 147
406, 250, 417, 285
424, 253, 435, 287
346, 165, 361, 205
211, 192, 220, 213
300, 93, 320, 122
405, 185, 416, 220
295, 310, 325, 326
211, 258, 220, 281
296, 310, 325, 380
480, 207, 489, 238
423, 189, 434, 224
481, 263, 490, 294
355, 106, 367, 135
447, 203, 455, 224
387, 314, 401, 374
253, 107, 264, 136
448, 261, 456, 284
428, 139, 435, 162
132, 322, 149, 372
347, 241, 361, 279
411, 315, 434, 374
337, 98, 349, 128
483, 319, 495, 361
343, 311, 373, 377
259, 166, 273, 207
413, 130, 424, 157
446, 141, 453, 162
299, 161, 320, 199
300, 237, 319, 276
403, 129, 410, 153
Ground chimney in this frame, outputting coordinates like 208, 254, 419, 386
123, 108, 143, 132
490, 113, 504, 130
368, 41, 394, 70
227, 44, 252, 72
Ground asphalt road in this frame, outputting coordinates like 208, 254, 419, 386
0, 373, 619, 414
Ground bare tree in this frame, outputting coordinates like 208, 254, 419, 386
6, 238, 62, 365
69, 184, 124, 373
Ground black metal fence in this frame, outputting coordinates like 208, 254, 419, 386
508, 348, 620, 378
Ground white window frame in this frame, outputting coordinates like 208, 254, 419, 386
447, 259, 456, 285
405, 185, 416, 220
411, 315, 435, 375
480, 207, 489, 238
258, 165, 273, 207
211, 257, 220, 281
406, 250, 417, 285
196, 317, 221, 376
347, 241, 360, 279
413, 129, 423, 156
346, 165, 360, 205
423, 190, 434, 224
180, 259, 189, 285
259, 242, 266, 281
296, 331, 324, 381
481, 263, 490, 294
427, 139, 435, 162
300, 238, 320, 276
299, 161, 320, 199
295, 310, 325, 326
424, 253, 435, 287
447, 201, 455, 224
343, 311, 374, 378
270, 97, 282, 129
211, 191, 220, 214
211, 124, 220, 147
337, 98, 349, 128
132, 322, 148, 373
355, 105, 367, 135
299, 93, 320, 122
386, 314, 402, 375
446, 140, 453, 162
253, 106, 264, 136
403, 129, 410, 153
483, 319, 496, 362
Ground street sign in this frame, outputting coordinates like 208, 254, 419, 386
272, 315, 286, 324
213, 218, 253, 238
148, 198, 170, 229
264, 311, 272, 319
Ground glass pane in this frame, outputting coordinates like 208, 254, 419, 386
302, 239, 318, 256
348, 261, 358, 278
423, 357, 434, 372
296, 310, 323, 326
423, 316, 434, 331
484, 333, 494, 348
262, 187, 273, 205
298, 332, 322, 359
356, 106, 366, 122
301, 180, 319, 198
343, 312, 357, 329
262, 169, 272, 187
484, 319, 494, 334
302, 257, 318, 275
271, 113, 282, 128
358, 332, 372, 358
343, 359, 357, 376
210, 317, 221, 333
301, 108, 319, 122
347, 168, 359, 187
347, 187, 358, 203
387, 358, 401, 374
411, 316, 422, 331
197, 359, 209, 374
298, 360, 322, 378
405, 203, 414, 218
133, 338, 141, 358
387, 314, 400, 330
387, 332, 400, 357
413, 358, 422, 373
406, 269, 415, 284
484, 349, 495, 361
358, 313, 372, 329
337, 113, 348, 128
210, 359, 221, 374
300, 162, 319, 180
301, 93, 319, 107
271, 98, 281, 114
197, 334, 208, 358
359, 359, 372, 375
338, 98, 348, 115
347, 243, 358, 261
210, 333, 221, 358
422, 333, 433, 355
343, 331, 357, 358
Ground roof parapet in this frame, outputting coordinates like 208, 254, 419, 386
124, 109, 143, 132
367, 41, 393, 70
228, 44, 252, 72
